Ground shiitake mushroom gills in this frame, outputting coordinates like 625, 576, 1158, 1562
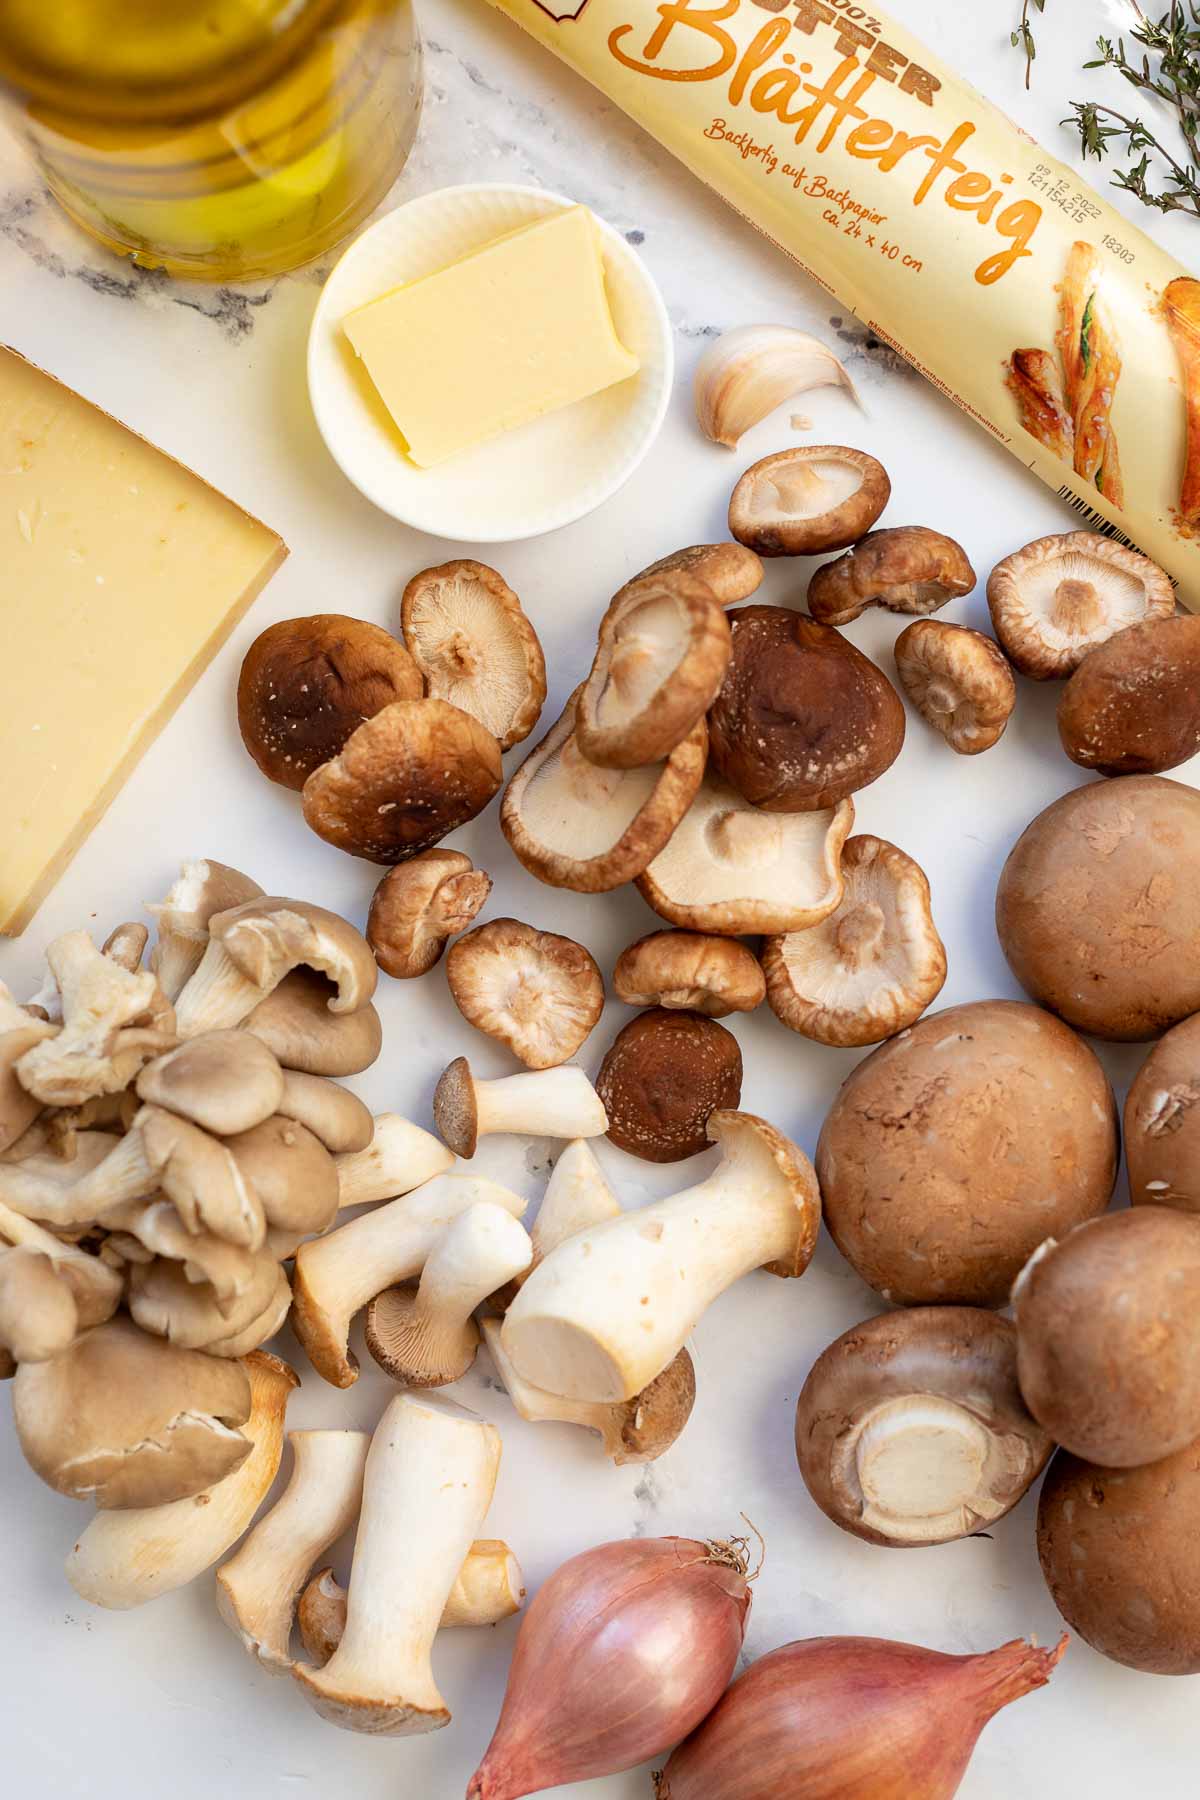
795, 1308, 1051, 1547
1013, 1208, 1200, 1468
816, 1001, 1118, 1307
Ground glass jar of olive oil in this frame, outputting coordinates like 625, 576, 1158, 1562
0, 0, 422, 281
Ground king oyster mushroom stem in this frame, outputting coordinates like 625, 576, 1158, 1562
291, 1393, 502, 1734
298, 1539, 525, 1663
14, 1316, 253, 1508
147, 860, 265, 1002
333, 1113, 455, 1210
527, 1139, 620, 1281
67, 1350, 300, 1608
16, 932, 174, 1107
694, 324, 860, 449
291, 1173, 528, 1388
432, 1059, 608, 1160
365, 1204, 534, 1386
173, 898, 377, 1039
217, 1429, 369, 1673
0, 1105, 265, 1248
504, 1110, 821, 1404
481, 1319, 696, 1466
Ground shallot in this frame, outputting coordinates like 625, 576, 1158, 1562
655, 1631, 1067, 1799
467, 1535, 753, 1800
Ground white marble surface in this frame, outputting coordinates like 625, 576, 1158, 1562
2, 1, 1198, 1794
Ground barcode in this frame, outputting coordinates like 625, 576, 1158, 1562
1056, 485, 1140, 553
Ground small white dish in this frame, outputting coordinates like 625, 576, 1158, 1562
307, 183, 674, 543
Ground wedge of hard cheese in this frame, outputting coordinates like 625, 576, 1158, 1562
0, 347, 287, 935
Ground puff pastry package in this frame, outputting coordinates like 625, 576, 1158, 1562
485, 0, 1200, 602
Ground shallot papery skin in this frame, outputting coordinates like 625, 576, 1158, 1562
467, 1536, 752, 1800
655, 1632, 1067, 1800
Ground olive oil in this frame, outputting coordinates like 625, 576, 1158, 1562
0, 0, 422, 280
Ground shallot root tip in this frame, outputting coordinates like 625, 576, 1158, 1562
706, 1515, 765, 1581
982, 1632, 1070, 1707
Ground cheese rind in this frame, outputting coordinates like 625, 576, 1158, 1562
342, 206, 640, 467
0, 347, 287, 936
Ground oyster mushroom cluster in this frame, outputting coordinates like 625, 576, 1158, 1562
0, 859, 384, 1510
237, 562, 547, 864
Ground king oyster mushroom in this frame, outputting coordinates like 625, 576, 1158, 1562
401, 561, 547, 751
807, 527, 976, 627
987, 532, 1174, 678
761, 836, 946, 1047
574, 569, 731, 769
302, 700, 503, 864
728, 445, 890, 556
613, 930, 765, 1018
445, 920, 604, 1070
596, 1009, 742, 1163
707, 607, 905, 811
367, 851, 493, 980
795, 1307, 1052, 1547
636, 770, 853, 936
500, 687, 707, 893
237, 615, 423, 791
894, 620, 1016, 755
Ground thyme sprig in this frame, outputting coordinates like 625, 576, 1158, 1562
1068, 4, 1200, 217
1011, 0, 1047, 90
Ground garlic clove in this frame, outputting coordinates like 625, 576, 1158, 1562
695, 326, 860, 449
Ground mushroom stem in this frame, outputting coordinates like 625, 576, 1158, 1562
173, 938, 269, 1037
299, 1540, 525, 1663
532, 1140, 621, 1270
481, 1318, 696, 1465
291, 1394, 502, 1734
921, 680, 961, 718
846, 1397, 998, 1542
216, 1430, 369, 1673
503, 1110, 820, 1404
365, 1205, 533, 1387
334, 1114, 455, 1210
291, 1173, 528, 1388
834, 902, 886, 969
66, 1350, 300, 1609
1052, 576, 1104, 633
433, 1059, 608, 1159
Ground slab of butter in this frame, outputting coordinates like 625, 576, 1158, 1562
342, 205, 640, 467
0, 348, 287, 936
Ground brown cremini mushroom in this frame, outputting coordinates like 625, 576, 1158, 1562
1057, 615, 1200, 775
238, 615, 423, 791
302, 699, 503, 864
575, 570, 731, 769
995, 774, 1200, 1039
636, 770, 853, 936
1038, 1437, 1200, 1674
12, 1316, 252, 1507
1125, 1012, 1200, 1213
613, 931, 765, 1019
986, 532, 1174, 678
243, 970, 382, 1077
445, 920, 604, 1071
795, 1308, 1051, 1547
708, 607, 905, 811
596, 1009, 742, 1163
893, 620, 1016, 755
501, 688, 706, 893
400, 561, 546, 752
729, 445, 890, 556
817, 1000, 1118, 1307
632, 543, 764, 606
808, 527, 976, 627
762, 835, 946, 1047
367, 851, 492, 980
1014, 1207, 1200, 1468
